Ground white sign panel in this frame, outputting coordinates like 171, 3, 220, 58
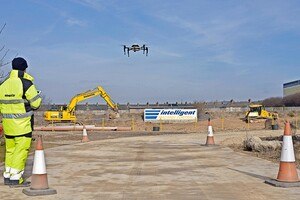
144, 109, 197, 122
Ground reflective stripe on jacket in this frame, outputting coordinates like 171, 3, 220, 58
0, 70, 42, 135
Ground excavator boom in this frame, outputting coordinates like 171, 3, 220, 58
44, 86, 119, 122
67, 87, 118, 113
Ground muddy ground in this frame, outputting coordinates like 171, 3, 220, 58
1, 111, 300, 168
227, 135, 300, 168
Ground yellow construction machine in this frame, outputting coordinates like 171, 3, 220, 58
244, 104, 278, 123
44, 86, 119, 122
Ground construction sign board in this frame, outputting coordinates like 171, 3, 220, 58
144, 109, 197, 122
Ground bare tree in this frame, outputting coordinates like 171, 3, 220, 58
262, 97, 283, 107
1, 49, 9, 61
0, 23, 7, 80
40, 94, 52, 110
0, 23, 18, 81
0, 23, 6, 35
283, 93, 300, 107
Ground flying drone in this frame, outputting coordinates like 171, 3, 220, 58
123, 44, 149, 57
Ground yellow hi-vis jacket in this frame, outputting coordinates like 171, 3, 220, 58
0, 70, 42, 136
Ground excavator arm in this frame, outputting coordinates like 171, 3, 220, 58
66, 86, 118, 113
44, 86, 119, 122
96, 86, 118, 111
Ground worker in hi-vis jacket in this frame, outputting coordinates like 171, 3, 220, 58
0, 57, 42, 186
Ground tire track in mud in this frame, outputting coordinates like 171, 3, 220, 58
122, 144, 145, 199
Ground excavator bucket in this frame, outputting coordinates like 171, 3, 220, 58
109, 111, 120, 119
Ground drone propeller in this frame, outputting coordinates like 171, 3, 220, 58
127, 48, 130, 57
141, 44, 147, 54
146, 47, 149, 56
123, 45, 127, 55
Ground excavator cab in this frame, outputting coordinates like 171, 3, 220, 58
246, 104, 262, 119
60, 105, 68, 112
249, 105, 262, 116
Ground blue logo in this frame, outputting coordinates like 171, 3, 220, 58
144, 109, 160, 120
144, 109, 197, 121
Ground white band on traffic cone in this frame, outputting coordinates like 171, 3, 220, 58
208, 126, 213, 137
280, 136, 295, 162
32, 150, 47, 174
83, 128, 87, 136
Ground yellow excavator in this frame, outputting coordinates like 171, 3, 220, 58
244, 104, 278, 124
44, 86, 119, 122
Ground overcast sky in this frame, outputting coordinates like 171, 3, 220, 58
1, 0, 300, 104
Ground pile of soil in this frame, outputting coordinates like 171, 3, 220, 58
228, 135, 300, 168
243, 136, 281, 152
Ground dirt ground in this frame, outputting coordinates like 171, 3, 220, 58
225, 135, 300, 168
0, 111, 299, 168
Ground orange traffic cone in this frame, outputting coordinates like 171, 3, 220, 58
81, 125, 90, 142
23, 135, 57, 196
205, 118, 215, 146
265, 121, 300, 187
277, 121, 299, 181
